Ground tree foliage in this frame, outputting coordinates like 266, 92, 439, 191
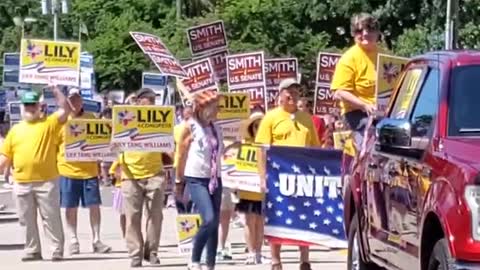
0, 0, 478, 94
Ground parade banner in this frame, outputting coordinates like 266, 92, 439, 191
193, 49, 228, 83
175, 214, 201, 254
221, 143, 262, 193
19, 39, 81, 86
230, 85, 266, 111
180, 58, 218, 97
265, 146, 347, 248
227, 51, 265, 89
265, 58, 298, 109
376, 54, 409, 112
187, 20, 228, 56
130, 32, 187, 78
217, 93, 250, 139
64, 119, 116, 162
111, 105, 174, 152
314, 52, 341, 115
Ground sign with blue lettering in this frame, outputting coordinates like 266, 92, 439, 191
80, 53, 95, 93
83, 98, 102, 113
0, 91, 6, 110
142, 72, 168, 105
265, 146, 347, 248
8, 102, 21, 122
3, 53, 23, 87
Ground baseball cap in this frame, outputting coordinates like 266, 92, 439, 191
68, 87, 81, 97
21, 91, 41, 104
278, 78, 301, 91
136, 88, 156, 99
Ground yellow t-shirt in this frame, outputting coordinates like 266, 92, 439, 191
109, 159, 121, 187
255, 107, 320, 147
57, 113, 99, 179
118, 151, 163, 180
331, 44, 378, 115
173, 122, 186, 168
1, 113, 63, 182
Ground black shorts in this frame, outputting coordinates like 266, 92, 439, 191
235, 199, 263, 215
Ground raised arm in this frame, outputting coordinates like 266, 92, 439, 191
50, 85, 71, 124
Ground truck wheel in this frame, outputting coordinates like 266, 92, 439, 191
348, 213, 378, 270
428, 239, 453, 270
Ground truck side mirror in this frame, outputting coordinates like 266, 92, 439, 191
376, 118, 412, 149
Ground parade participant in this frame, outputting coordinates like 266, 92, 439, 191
119, 88, 166, 267
255, 78, 320, 270
57, 88, 111, 255
236, 110, 267, 265
331, 12, 380, 155
0, 86, 70, 261
176, 90, 224, 270
297, 97, 326, 145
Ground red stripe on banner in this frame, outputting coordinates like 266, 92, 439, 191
265, 236, 316, 247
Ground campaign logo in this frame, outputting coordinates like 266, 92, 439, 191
180, 219, 196, 233
69, 124, 84, 137
117, 110, 135, 126
382, 62, 400, 84
26, 40, 43, 60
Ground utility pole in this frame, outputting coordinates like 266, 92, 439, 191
176, 0, 182, 20
445, 0, 458, 50
41, 0, 69, 41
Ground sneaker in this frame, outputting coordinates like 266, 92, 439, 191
245, 254, 256, 265
232, 218, 244, 228
51, 252, 63, 262
21, 253, 42, 262
216, 248, 233, 261
188, 262, 202, 270
69, 242, 80, 255
131, 258, 142, 268
147, 253, 160, 265
256, 254, 271, 265
92, 241, 111, 253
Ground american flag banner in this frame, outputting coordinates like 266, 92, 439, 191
265, 146, 347, 248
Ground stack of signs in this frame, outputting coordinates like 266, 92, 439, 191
314, 52, 341, 115
179, 58, 218, 99
217, 93, 250, 139
265, 58, 298, 109
226, 52, 267, 111
376, 54, 409, 113
142, 72, 168, 105
130, 32, 187, 78
110, 105, 175, 152
188, 21, 229, 83
8, 102, 21, 126
19, 39, 81, 86
80, 52, 96, 99
2, 53, 31, 111
64, 119, 116, 162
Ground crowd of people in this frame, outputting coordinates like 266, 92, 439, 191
0, 11, 381, 270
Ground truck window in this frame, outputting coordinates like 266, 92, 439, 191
409, 68, 440, 137
448, 65, 480, 136
391, 68, 424, 119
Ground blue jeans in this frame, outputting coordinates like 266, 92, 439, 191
186, 176, 222, 266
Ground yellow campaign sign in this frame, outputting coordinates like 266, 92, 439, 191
217, 93, 250, 140
333, 131, 351, 150
396, 69, 422, 117
111, 105, 175, 152
376, 54, 409, 112
176, 214, 201, 254
65, 119, 116, 162
235, 144, 259, 173
19, 39, 81, 86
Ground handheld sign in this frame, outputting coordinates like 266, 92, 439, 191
65, 119, 116, 162
111, 105, 175, 152
187, 20, 228, 56
265, 58, 298, 109
180, 58, 218, 97
193, 49, 228, 83
314, 52, 341, 115
216, 93, 250, 140
175, 214, 202, 254
221, 143, 262, 193
376, 54, 409, 113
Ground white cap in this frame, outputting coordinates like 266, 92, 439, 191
278, 78, 301, 91
68, 87, 81, 97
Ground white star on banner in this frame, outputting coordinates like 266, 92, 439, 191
292, 164, 301, 173
323, 219, 331, 225
323, 166, 331, 175
288, 205, 296, 212
286, 218, 293, 225
332, 229, 340, 235
267, 201, 273, 209
303, 201, 312, 207
309, 222, 318, 229
274, 182, 280, 187
317, 198, 325, 204
314, 210, 321, 216
276, 196, 283, 203
336, 216, 343, 223
308, 166, 316, 174
265, 217, 269, 223
338, 202, 344, 210
327, 206, 334, 213
276, 210, 283, 217
272, 162, 280, 170
299, 214, 307, 220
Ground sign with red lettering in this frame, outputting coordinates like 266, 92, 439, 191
265, 58, 298, 109
230, 85, 266, 111
314, 52, 341, 115
180, 58, 217, 95
150, 54, 187, 78
187, 21, 228, 56
193, 50, 228, 83
226, 51, 265, 89
130, 32, 170, 56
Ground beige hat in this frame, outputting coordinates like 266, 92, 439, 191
68, 87, 81, 97
240, 111, 264, 140
278, 78, 301, 91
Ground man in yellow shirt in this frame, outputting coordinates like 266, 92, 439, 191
0, 86, 69, 262
57, 89, 111, 255
255, 78, 320, 270
119, 88, 166, 268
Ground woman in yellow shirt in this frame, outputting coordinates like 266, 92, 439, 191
235, 111, 266, 265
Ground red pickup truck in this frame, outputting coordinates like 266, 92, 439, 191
344, 50, 480, 270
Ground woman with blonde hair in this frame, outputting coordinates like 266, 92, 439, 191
176, 90, 224, 270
